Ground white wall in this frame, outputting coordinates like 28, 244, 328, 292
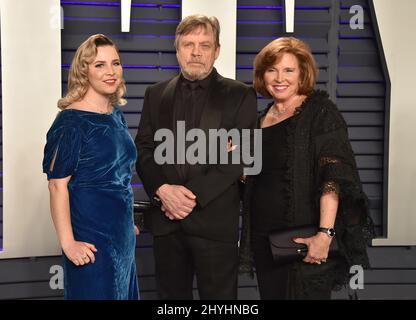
0, 0, 62, 258
372, 0, 416, 245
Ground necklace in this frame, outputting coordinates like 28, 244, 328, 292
97, 108, 112, 115
269, 105, 288, 117
84, 99, 112, 114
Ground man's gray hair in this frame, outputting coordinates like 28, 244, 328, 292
174, 15, 220, 49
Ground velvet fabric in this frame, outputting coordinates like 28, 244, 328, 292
43, 107, 139, 300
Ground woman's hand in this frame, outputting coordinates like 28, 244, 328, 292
134, 225, 140, 235
62, 240, 97, 266
293, 233, 332, 264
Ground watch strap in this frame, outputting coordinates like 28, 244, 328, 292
318, 227, 336, 237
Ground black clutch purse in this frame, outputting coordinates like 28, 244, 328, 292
268, 225, 339, 265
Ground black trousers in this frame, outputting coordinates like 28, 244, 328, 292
251, 232, 337, 300
153, 230, 239, 300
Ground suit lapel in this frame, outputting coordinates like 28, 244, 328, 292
158, 75, 182, 181
197, 73, 226, 168
199, 73, 224, 132
158, 75, 179, 130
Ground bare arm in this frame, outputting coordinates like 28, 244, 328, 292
49, 177, 74, 246
294, 192, 339, 264
319, 192, 338, 231
48, 177, 97, 266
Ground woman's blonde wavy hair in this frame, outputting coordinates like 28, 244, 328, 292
58, 34, 127, 110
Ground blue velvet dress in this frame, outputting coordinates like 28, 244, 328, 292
43, 107, 139, 300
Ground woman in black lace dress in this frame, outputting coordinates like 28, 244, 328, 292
240, 37, 373, 299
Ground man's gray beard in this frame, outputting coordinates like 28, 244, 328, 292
181, 66, 213, 81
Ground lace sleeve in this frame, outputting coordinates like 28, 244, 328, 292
313, 103, 372, 228
319, 157, 341, 195
314, 102, 375, 269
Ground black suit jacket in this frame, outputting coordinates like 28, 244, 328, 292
135, 70, 257, 242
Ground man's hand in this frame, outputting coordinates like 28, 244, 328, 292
156, 184, 197, 220
161, 205, 177, 220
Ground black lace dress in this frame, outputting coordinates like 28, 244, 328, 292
240, 90, 374, 299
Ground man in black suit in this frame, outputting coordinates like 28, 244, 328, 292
135, 14, 257, 299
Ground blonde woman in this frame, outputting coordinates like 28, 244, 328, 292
43, 34, 139, 300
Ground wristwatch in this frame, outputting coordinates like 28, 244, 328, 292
318, 227, 336, 238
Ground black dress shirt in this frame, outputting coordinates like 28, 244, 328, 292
174, 69, 216, 130
173, 69, 217, 180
